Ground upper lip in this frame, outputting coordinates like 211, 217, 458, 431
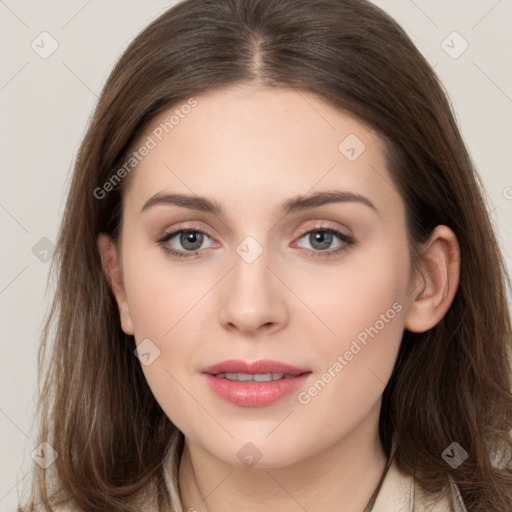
202, 359, 311, 376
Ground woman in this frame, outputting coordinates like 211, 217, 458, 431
21, 0, 512, 510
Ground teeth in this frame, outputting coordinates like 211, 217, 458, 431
216, 372, 296, 381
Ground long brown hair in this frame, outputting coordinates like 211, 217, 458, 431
22, 0, 512, 510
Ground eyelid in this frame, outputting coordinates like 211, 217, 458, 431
295, 221, 352, 239
156, 226, 216, 248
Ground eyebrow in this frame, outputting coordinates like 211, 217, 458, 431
140, 190, 378, 216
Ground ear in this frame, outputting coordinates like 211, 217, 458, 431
97, 234, 134, 335
404, 225, 460, 333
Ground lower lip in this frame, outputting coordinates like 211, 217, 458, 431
203, 373, 311, 407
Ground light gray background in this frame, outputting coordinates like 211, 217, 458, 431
1, 0, 511, 509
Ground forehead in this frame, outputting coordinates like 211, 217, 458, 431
123, 84, 400, 219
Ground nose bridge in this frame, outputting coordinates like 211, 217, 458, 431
218, 234, 288, 333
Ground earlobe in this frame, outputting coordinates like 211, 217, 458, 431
404, 225, 460, 333
97, 234, 134, 335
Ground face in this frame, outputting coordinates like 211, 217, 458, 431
106, 84, 415, 468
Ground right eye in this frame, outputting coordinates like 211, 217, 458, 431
157, 228, 217, 258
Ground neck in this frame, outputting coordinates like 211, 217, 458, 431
178, 401, 388, 512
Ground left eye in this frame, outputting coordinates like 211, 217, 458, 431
293, 227, 354, 254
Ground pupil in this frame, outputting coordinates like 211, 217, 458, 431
311, 231, 332, 250
182, 231, 203, 250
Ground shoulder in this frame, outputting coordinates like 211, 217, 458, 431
372, 458, 467, 512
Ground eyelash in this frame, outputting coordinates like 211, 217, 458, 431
157, 225, 355, 260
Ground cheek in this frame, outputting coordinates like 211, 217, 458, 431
120, 241, 225, 429
122, 236, 218, 339
292, 235, 409, 440
296, 229, 409, 350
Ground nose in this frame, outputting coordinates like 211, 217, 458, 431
218, 244, 289, 336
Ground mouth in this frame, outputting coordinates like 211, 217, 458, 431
202, 358, 311, 377
213, 372, 305, 381
201, 359, 312, 407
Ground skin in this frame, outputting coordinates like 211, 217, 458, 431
98, 83, 460, 512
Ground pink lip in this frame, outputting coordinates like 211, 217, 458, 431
201, 359, 310, 376
201, 359, 312, 407
203, 374, 311, 407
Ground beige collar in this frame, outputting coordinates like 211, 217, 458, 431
371, 457, 468, 511
163, 433, 468, 512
